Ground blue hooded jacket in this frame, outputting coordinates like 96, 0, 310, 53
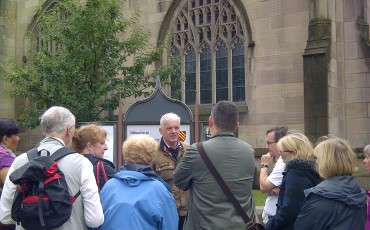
294, 175, 367, 230
98, 164, 178, 230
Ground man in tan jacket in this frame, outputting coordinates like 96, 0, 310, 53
152, 112, 189, 230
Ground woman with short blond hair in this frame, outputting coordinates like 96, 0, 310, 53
98, 135, 178, 230
266, 132, 322, 230
294, 137, 366, 230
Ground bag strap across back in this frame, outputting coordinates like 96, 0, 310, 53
96, 160, 108, 192
197, 142, 256, 230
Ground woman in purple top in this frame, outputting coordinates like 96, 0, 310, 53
363, 144, 370, 230
0, 118, 19, 230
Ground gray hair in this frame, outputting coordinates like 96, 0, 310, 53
364, 145, 370, 157
40, 106, 75, 135
160, 113, 180, 128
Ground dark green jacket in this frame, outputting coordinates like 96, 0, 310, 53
174, 131, 256, 230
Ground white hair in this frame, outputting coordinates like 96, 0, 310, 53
160, 113, 180, 128
41, 106, 75, 135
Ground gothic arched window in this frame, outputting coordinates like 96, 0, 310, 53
168, 0, 250, 105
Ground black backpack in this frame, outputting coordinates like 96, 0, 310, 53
9, 147, 81, 230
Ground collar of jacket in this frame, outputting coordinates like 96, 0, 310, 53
160, 138, 184, 155
285, 158, 316, 172
120, 163, 172, 192
84, 154, 115, 168
209, 131, 235, 139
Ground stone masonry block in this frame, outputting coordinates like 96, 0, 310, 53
281, 0, 309, 14
281, 83, 303, 98
284, 96, 304, 112
365, 88, 370, 101
254, 84, 281, 98
346, 118, 369, 133
346, 73, 367, 88
332, 42, 344, 59
344, 42, 359, 60
345, 88, 363, 103
247, 0, 281, 20
255, 55, 294, 71
335, 0, 343, 21
346, 103, 368, 118
255, 30, 279, 57
329, 102, 345, 118
252, 17, 271, 33
328, 87, 344, 103
255, 98, 284, 113
276, 68, 303, 83
329, 59, 337, 73
345, 59, 370, 73
344, 22, 359, 42
347, 133, 369, 149
270, 11, 309, 29
278, 27, 308, 54
336, 22, 343, 43
343, 0, 357, 21
256, 70, 276, 85
328, 118, 345, 134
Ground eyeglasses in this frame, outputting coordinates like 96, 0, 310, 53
266, 141, 277, 145
279, 150, 294, 154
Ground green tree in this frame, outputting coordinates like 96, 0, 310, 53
0, 0, 178, 128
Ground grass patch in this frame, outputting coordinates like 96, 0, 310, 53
253, 189, 267, 206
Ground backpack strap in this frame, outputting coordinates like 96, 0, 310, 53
26, 147, 75, 161
51, 147, 82, 200
26, 148, 39, 161
50, 147, 76, 161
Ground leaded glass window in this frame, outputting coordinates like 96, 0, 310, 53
232, 42, 245, 102
185, 48, 196, 104
200, 47, 212, 104
216, 45, 228, 102
169, 0, 248, 105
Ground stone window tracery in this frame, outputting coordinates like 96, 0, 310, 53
169, 0, 248, 105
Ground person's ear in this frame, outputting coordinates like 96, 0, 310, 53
234, 121, 240, 132
159, 127, 163, 135
2, 136, 9, 146
209, 116, 214, 127
86, 142, 94, 152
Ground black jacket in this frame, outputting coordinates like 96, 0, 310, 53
84, 154, 116, 190
294, 175, 367, 230
266, 158, 322, 230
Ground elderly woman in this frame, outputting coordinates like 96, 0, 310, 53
0, 118, 19, 187
294, 137, 366, 229
0, 118, 20, 185
99, 135, 178, 230
364, 145, 370, 230
0, 118, 19, 230
72, 124, 115, 191
266, 132, 322, 230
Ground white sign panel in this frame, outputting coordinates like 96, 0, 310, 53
126, 125, 191, 144
100, 125, 115, 163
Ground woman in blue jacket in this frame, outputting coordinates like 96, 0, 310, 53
98, 134, 178, 230
294, 137, 366, 230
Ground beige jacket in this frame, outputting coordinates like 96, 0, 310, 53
153, 139, 189, 216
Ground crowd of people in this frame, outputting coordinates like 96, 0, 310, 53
0, 102, 369, 230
